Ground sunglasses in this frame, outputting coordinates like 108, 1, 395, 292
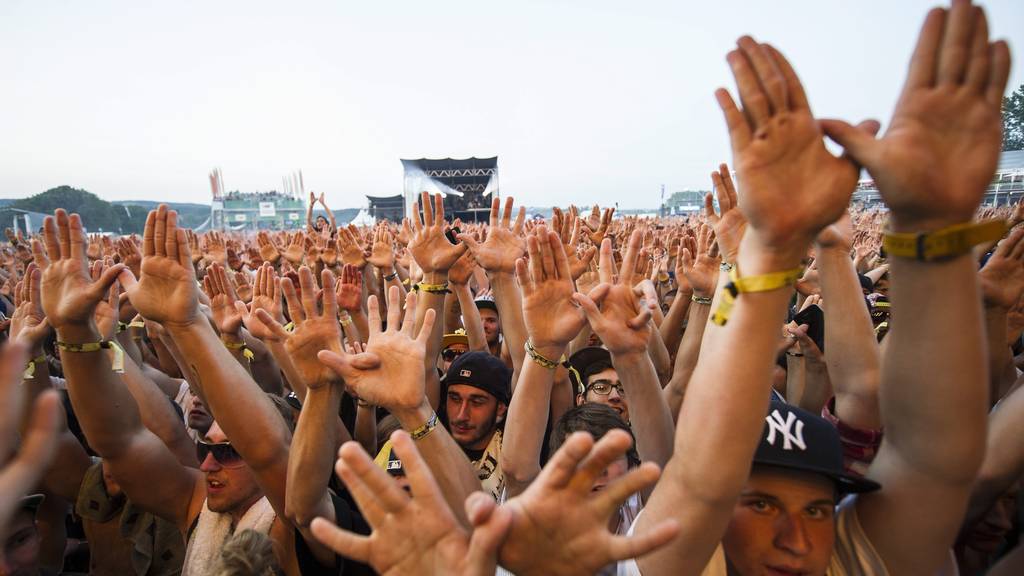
442, 348, 466, 361
196, 440, 246, 468
586, 379, 626, 397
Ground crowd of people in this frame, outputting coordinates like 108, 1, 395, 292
1, 0, 1022, 574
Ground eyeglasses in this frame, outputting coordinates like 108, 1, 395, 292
586, 379, 626, 397
196, 440, 246, 468
442, 348, 466, 361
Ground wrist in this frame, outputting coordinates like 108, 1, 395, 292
422, 271, 447, 285
528, 341, 567, 362
55, 324, 102, 344
737, 231, 807, 276
391, 398, 433, 429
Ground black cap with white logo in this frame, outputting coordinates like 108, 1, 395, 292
753, 399, 880, 494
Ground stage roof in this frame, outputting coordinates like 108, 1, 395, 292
401, 157, 497, 171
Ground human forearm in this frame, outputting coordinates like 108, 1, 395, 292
984, 306, 1016, 405
166, 321, 290, 472
611, 351, 674, 468
286, 385, 340, 528
500, 355, 556, 496
353, 402, 377, 456
417, 272, 448, 407
659, 287, 692, 357
882, 255, 987, 481
646, 325, 672, 386
455, 283, 487, 351
663, 301, 711, 423
121, 357, 198, 467
490, 272, 527, 379
818, 245, 881, 428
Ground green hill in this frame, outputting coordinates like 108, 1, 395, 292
1, 186, 213, 234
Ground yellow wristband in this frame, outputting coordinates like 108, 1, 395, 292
409, 411, 438, 441
883, 219, 1007, 262
524, 339, 566, 370
415, 281, 450, 294
56, 340, 125, 373
23, 355, 46, 380
728, 266, 803, 294
710, 265, 800, 327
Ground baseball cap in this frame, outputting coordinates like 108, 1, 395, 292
442, 329, 469, 350
382, 445, 404, 477
474, 295, 498, 314
567, 347, 612, 395
443, 351, 511, 405
753, 399, 880, 494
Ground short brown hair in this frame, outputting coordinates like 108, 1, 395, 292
549, 403, 640, 469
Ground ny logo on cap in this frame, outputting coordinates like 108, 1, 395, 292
765, 410, 806, 451
460, 369, 472, 377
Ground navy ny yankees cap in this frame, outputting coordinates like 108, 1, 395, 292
753, 399, 880, 494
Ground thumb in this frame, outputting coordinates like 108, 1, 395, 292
820, 118, 880, 165
456, 233, 480, 251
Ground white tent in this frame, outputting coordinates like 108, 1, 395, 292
348, 208, 376, 227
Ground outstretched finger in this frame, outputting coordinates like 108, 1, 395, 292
573, 429, 634, 490
598, 238, 614, 284
142, 210, 157, 256
936, 0, 975, 86
338, 440, 409, 516
605, 518, 681, 564
366, 295, 382, 335
310, 518, 371, 564
281, 277, 305, 325
400, 292, 418, 336
416, 308, 436, 346
714, 88, 751, 152
594, 461, 662, 516
727, 47, 770, 129
535, 431, 594, 490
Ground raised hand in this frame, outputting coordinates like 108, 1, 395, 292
311, 431, 510, 576
717, 38, 872, 264
705, 164, 747, 264
257, 231, 282, 265
237, 263, 285, 342
676, 223, 719, 299
822, 2, 1010, 232
233, 270, 253, 303
116, 237, 142, 279
406, 192, 467, 274
499, 430, 679, 576
319, 234, 339, 268
448, 249, 476, 286
335, 264, 364, 312
367, 224, 396, 271
573, 232, 654, 355
553, 210, 597, 281
979, 228, 1024, 309
205, 231, 228, 265
10, 264, 50, 350
284, 232, 306, 266
318, 286, 433, 411
337, 227, 368, 268
120, 206, 202, 329
203, 263, 244, 336
459, 197, 526, 275
90, 260, 121, 341
32, 210, 124, 333
516, 225, 586, 355
582, 205, 615, 246
254, 267, 344, 390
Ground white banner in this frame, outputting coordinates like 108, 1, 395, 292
259, 202, 276, 217
288, 212, 300, 220
234, 214, 247, 222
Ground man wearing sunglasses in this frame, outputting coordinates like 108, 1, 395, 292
569, 347, 630, 424
41, 208, 367, 576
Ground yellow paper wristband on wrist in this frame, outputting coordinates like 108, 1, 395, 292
883, 219, 1007, 262
56, 340, 126, 373
711, 265, 802, 327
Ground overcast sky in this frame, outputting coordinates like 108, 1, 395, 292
2, 0, 1022, 209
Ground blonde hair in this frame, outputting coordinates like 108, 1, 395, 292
212, 529, 282, 576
